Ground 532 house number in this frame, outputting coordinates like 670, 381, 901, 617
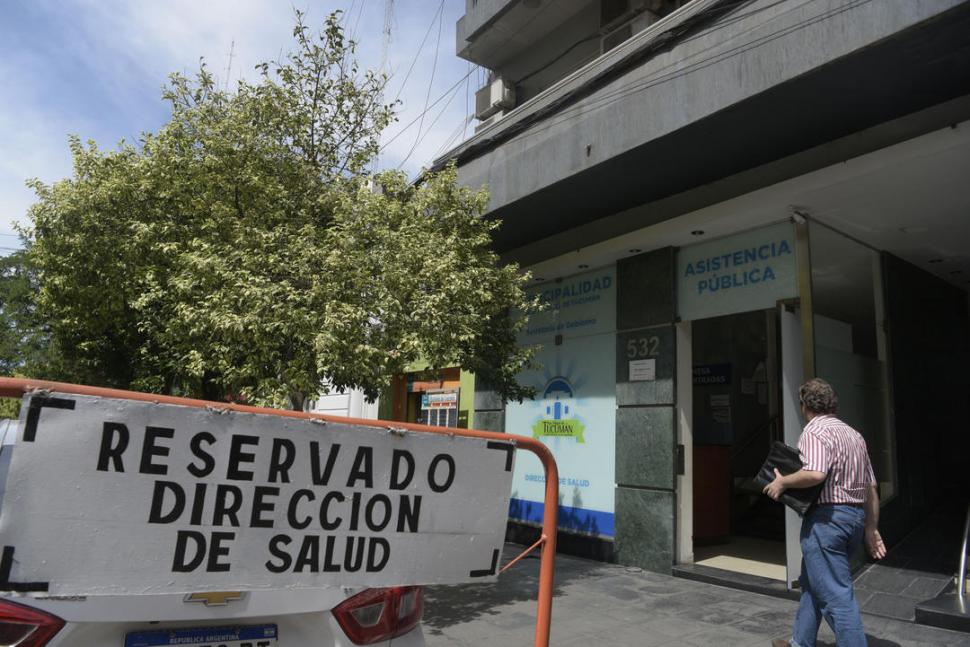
626, 336, 660, 359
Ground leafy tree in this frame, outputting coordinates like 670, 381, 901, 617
0, 249, 66, 379
22, 11, 537, 410
0, 248, 68, 418
0, 250, 40, 376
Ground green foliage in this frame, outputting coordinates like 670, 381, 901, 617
21, 11, 537, 409
0, 250, 39, 376
0, 398, 19, 420
0, 249, 66, 380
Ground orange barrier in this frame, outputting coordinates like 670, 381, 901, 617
0, 377, 559, 647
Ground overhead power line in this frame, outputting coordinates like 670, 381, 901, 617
224, 39, 235, 91
463, 60, 472, 141
397, 1, 445, 169
393, 0, 445, 104
434, 114, 474, 160
518, 0, 869, 141
399, 75, 466, 169
380, 67, 478, 151
342, 0, 357, 29
443, 0, 871, 165
350, 0, 367, 43
380, 0, 395, 74
412, 0, 558, 166
381, 0, 553, 167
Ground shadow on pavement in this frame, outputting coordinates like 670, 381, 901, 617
816, 638, 900, 647
421, 550, 610, 636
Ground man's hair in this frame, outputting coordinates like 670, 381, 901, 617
799, 378, 839, 415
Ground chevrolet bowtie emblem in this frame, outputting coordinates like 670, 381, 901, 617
184, 591, 246, 606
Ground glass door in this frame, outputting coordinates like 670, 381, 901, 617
779, 302, 805, 588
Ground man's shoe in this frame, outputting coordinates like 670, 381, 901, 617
771, 640, 791, 647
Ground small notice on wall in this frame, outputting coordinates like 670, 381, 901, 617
712, 406, 732, 424
629, 358, 656, 382
693, 363, 732, 386
710, 394, 731, 407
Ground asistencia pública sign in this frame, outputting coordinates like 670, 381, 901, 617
0, 393, 514, 596
677, 222, 797, 321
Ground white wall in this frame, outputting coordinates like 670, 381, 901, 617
308, 381, 379, 420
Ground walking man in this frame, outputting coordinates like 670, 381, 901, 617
764, 378, 887, 647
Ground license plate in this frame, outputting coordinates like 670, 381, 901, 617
125, 624, 278, 647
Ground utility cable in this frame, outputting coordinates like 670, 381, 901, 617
548, 0, 814, 115
454, 0, 767, 147
404, 0, 558, 166
393, 0, 445, 103
516, 33, 601, 86
519, 0, 865, 141
397, 2, 444, 169
443, 0, 870, 166
398, 73, 466, 170
380, 0, 394, 75
342, 0, 357, 29
463, 60, 472, 141
512, 0, 786, 88
380, 67, 477, 151
350, 0, 367, 44
434, 115, 474, 160
382, 0, 556, 167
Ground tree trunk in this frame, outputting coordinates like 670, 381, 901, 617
288, 391, 306, 411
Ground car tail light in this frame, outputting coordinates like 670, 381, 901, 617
0, 599, 65, 647
333, 586, 424, 645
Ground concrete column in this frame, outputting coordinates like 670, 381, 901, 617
614, 247, 679, 574
473, 382, 506, 433
675, 320, 694, 565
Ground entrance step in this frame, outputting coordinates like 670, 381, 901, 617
672, 563, 799, 601
853, 561, 952, 622
853, 501, 963, 626
915, 583, 970, 632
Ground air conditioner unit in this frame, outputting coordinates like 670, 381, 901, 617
601, 10, 660, 54
474, 78, 515, 121
601, 0, 636, 31
601, 0, 668, 31
474, 109, 507, 133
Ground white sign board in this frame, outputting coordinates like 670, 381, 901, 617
519, 267, 616, 343
421, 391, 458, 410
678, 222, 797, 321
0, 393, 515, 596
710, 394, 731, 407
628, 359, 656, 382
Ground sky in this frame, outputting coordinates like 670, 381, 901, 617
0, 0, 480, 248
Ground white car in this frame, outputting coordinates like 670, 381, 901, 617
0, 421, 427, 647
0, 588, 425, 647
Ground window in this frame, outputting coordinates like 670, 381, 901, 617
810, 224, 896, 501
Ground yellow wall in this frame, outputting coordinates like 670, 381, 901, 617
388, 361, 475, 429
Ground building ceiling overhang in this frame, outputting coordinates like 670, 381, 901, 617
448, 1, 970, 267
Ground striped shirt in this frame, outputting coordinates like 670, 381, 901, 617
797, 414, 876, 504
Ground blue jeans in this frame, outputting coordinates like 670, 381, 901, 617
791, 505, 867, 647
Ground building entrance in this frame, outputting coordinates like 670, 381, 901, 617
690, 309, 786, 581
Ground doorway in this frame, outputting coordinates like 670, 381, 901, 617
690, 309, 787, 581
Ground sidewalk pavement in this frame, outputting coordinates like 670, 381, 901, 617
422, 544, 970, 646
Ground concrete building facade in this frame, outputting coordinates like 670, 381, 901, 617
436, 0, 970, 588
